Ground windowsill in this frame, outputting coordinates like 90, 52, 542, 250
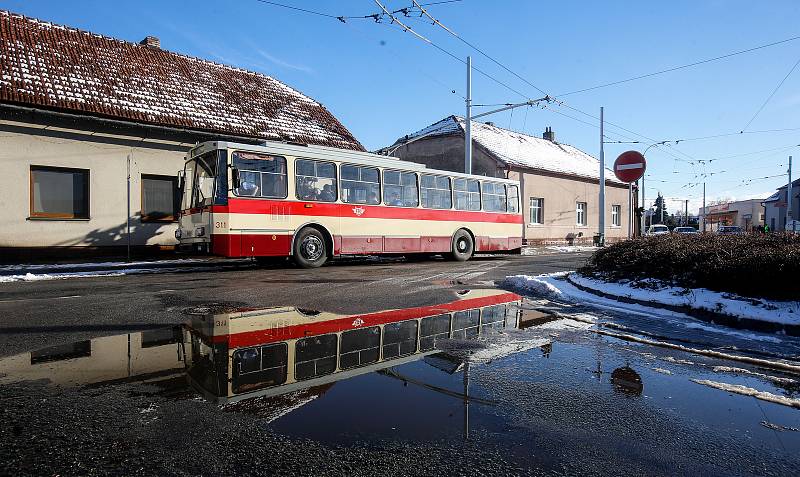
27, 216, 90, 221
526, 223, 545, 227
575, 225, 588, 228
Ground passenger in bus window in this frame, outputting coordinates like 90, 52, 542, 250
319, 184, 336, 202
297, 177, 317, 200
238, 171, 260, 196
388, 192, 403, 206
367, 191, 379, 204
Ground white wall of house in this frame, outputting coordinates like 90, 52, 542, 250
511, 170, 632, 244
0, 128, 186, 248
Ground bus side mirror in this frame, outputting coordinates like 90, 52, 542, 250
177, 170, 185, 190
231, 167, 241, 189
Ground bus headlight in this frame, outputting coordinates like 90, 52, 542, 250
195, 226, 205, 237
175, 229, 182, 239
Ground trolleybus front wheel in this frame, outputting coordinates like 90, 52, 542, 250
293, 227, 328, 268
450, 229, 474, 262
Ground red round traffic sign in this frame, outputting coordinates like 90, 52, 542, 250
613, 150, 646, 183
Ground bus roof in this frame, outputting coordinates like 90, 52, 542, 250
189, 140, 520, 184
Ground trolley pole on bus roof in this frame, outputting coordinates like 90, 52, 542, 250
465, 56, 472, 175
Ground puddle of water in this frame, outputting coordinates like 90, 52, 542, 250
2, 289, 800, 469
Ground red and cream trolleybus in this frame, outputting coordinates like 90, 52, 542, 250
176, 141, 523, 267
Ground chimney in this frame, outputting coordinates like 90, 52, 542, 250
140, 36, 160, 48
543, 126, 556, 142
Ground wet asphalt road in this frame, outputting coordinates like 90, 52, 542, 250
0, 253, 582, 357
2, 252, 800, 476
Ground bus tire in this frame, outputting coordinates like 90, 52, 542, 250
293, 227, 328, 268
450, 229, 474, 262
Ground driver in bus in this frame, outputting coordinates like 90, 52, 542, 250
238, 171, 260, 196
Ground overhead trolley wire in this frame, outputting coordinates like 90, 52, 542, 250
740, 54, 800, 132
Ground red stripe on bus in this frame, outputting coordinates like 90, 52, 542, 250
216, 292, 521, 348
210, 199, 524, 224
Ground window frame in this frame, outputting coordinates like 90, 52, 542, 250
576, 201, 588, 226
481, 181, 508, 213
29, 165, 90, 220
454, 178, 481, 211
611, 204, 621, 227
340, 163, 382, 205
231, 151, 288, 200
295, 158, 338, 203
529, 197, 544, 225
420, 173, 453, 210
383, 169, 419, 208
140, 174, 180, 223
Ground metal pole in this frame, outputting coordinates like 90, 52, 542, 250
126, 154, 131, 262
641, 175, 646, 236
627, 182, 633, 239
465, 56, 472, 175
660, 193, 664, 223
599, 107, 605, 245
685, 199, 689, 226
702, 182, 706, 232
788, 155, 794, 232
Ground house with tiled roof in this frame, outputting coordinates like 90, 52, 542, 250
383, 116, 636, 244
0, 10, 362, 259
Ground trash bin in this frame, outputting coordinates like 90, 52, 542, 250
593, 233, 605, 247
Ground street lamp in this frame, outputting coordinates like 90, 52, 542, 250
639, 141, 668, 235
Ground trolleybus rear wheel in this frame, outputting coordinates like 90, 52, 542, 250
293, 227, 328, 268
450, 229, 474, 262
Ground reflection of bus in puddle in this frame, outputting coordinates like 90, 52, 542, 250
187, 289, 524, 404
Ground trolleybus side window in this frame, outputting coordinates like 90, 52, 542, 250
421, 174, 453, 209
482, 182, 507, 212
480, 304, 506, 333
231, 343, 288, 394
420, 313, 451, 351
232, 152, 287, 198
341, 164, 380, 205
295, 334, 338, 380
507, 185, 520, 213
340, 326, 381, 370
384, 170, 419, 207
454, 178, 481, 211
296, 159, 338, 202
382, 320, 418, 359
452, 308, 480, 339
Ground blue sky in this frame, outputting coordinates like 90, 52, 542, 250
4, 0, 799, 212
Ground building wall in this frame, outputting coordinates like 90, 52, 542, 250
392, 135, 633, 244
0, 123, 187, 250
699, 198, 766, 231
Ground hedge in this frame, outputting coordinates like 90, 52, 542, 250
579, 233, 800, 300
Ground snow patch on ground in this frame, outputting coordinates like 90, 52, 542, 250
521, 245, 598, 256
0, 259, 208, 273
570, 273, 800, 326
691, 379, 800, 409
0, 271, 127, 282
652, 368, 673, 375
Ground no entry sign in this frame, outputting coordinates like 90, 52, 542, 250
614, 151, 646, 183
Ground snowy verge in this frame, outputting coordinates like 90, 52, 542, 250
568, 273, 800, 327
502, 272, 798, 339
0, 258, 211, 273
521, 245, 598, 256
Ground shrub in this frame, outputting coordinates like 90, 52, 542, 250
579, 233, 800, 300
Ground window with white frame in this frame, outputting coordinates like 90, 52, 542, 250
576, 202, 587, 226
612, 204, 621, 227
529, 197, 543, 224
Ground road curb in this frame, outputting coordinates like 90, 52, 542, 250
0, 258, 254, 277
565, 273, 800, 337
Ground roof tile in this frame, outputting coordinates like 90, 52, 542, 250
0, 10, 364, 151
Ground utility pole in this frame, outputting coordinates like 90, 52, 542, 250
685, 199, 689, 226
126, 154, 131, 262
789, 155, 794, 232
640, 175, 646, 236
702, 182, 706, 232
598, 107, 605, 245
660, 193, 664, 224
465, 56, 472, 175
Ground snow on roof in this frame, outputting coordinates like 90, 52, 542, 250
0, 10, 363, 150
399, 115, 624, 183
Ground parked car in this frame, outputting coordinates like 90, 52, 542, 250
717, 225, 743, 235
645, 224, 670, 235
673, 226, 699, 234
